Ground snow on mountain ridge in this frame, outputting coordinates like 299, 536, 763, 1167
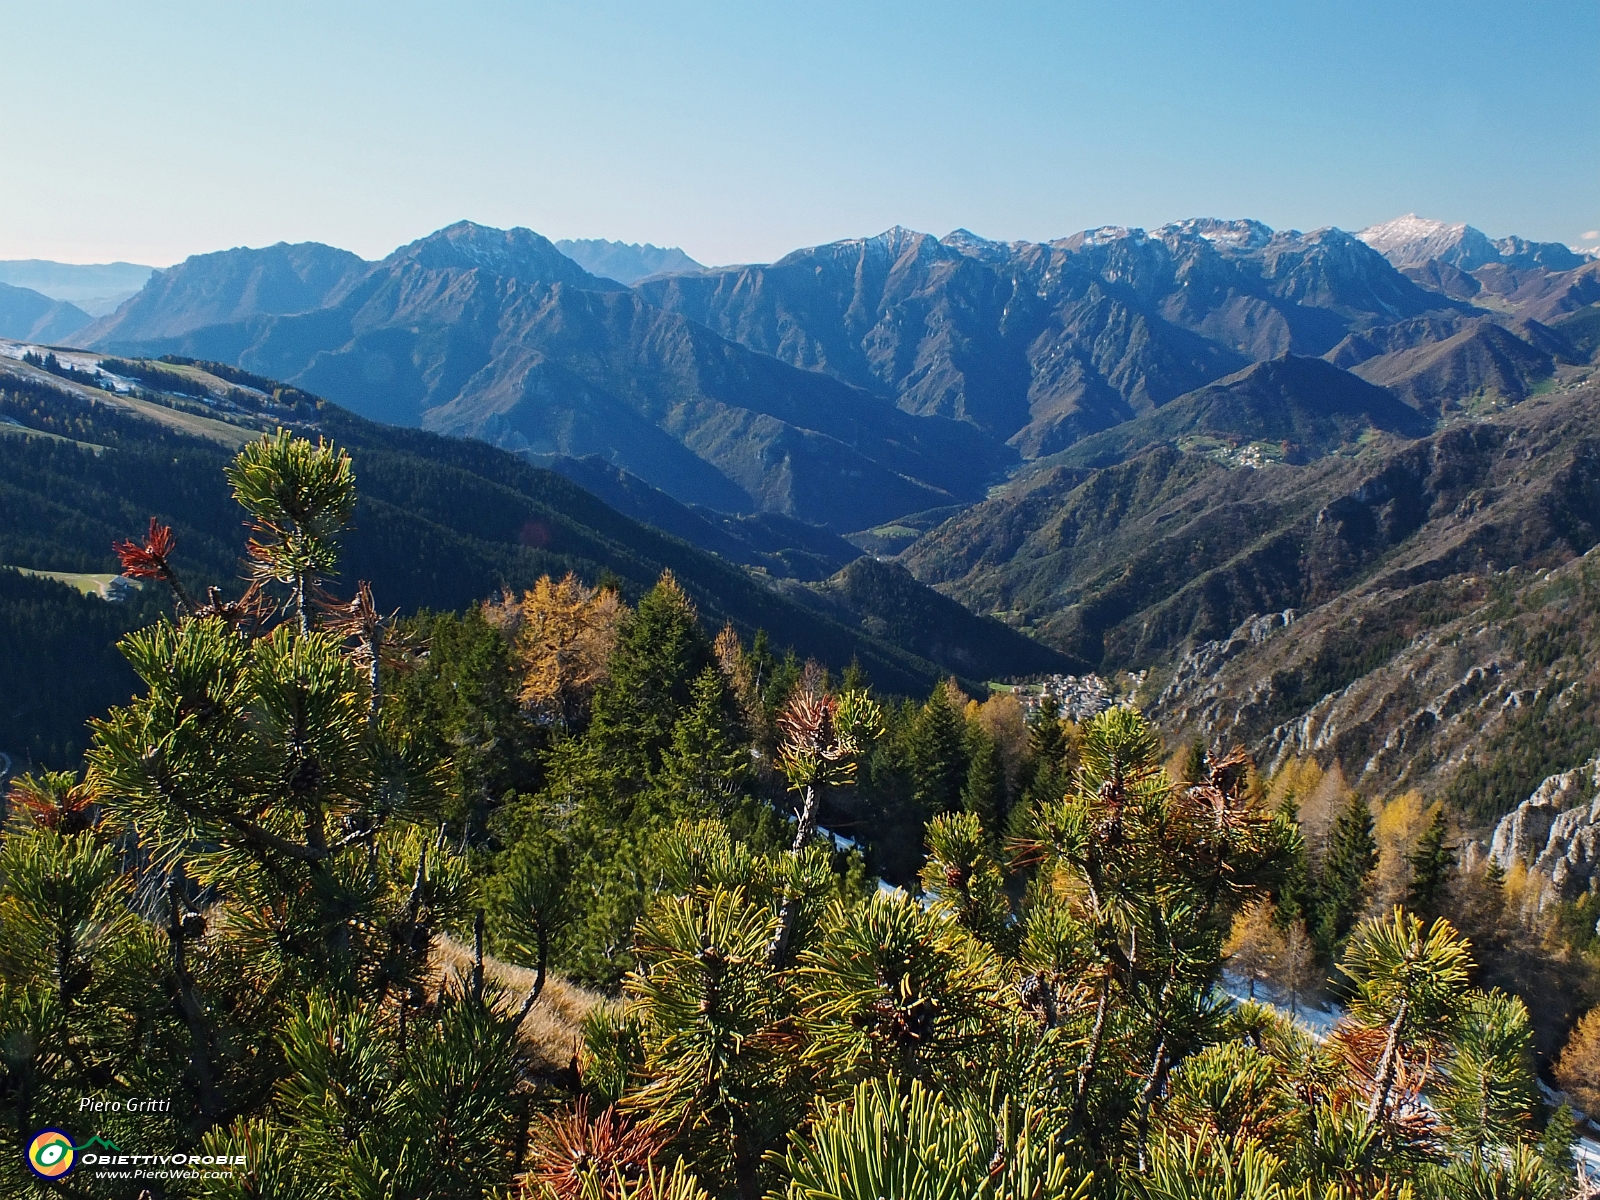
1356, 214, 1587, 273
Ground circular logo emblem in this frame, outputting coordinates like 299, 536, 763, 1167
27, 1128, 76, 1179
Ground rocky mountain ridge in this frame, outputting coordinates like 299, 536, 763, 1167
1356, 214, 1600, 324
1489, 759, 1600, 913
553, 238, 704, 285
636, 218, 1463, 457
1356, 214, 1590, 273
81, 222, 1007, 532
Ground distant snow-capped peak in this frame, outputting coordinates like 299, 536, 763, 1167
1357, 214, 1587, 272
1358, 213, 1463, 250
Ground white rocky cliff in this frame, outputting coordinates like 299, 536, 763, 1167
1489, 758, 1600, 914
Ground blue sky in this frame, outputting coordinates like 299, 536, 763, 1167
2, 0, 1595, 267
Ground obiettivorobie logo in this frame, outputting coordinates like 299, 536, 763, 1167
25, 1129, 244, 1179
27, 1129, 86, 1180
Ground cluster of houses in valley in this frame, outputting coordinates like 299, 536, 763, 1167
1005, 672, 1142, 723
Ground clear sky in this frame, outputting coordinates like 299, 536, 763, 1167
2, 0, 1595, 268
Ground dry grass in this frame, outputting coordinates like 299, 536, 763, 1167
0, 356, 256, 447
431, 934, 616, 1074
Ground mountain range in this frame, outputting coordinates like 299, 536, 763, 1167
12, 211, 1600, 821
0, 259, 154, 318
553, 238, 704, 285
56, 214, 1594, 538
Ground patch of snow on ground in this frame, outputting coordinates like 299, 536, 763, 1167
1220, 972, 1599, 1180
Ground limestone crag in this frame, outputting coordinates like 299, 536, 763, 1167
1155, 610, 1297, 712
1489, 759, 1600, 912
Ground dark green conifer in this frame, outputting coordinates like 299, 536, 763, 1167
1272, 793, 1315, 935
1406, 806, 1455, 921
588, 570, 714, 771
1020, 697, 1072, 814
907, 682, 967, 816
655, 667, 752, 820
1316, 792, 1378, 952
960, 724, 1003, 838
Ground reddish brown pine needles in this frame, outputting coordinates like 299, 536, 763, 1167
113, 518, 194, 611
6, 773, 101, 835
521, 1099, 670, 1200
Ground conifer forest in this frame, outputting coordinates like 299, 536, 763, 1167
3, 429, 1597, 1199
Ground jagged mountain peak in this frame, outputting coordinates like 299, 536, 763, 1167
1356, 214, 1586, 273
553, 239, 703, 285
1360, 213, 1466, 245
1357, 214, 1499, 270
386, 221, 621, 289
940, 228, 1013, 262
771, 225, 954, 271
1062, 224, 1149, 249
867, 224, 932, 248
1159, 217, 1275, 251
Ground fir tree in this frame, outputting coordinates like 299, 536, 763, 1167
1406, 805, 1455, 921
959, 723, 1003, 838
1316, 791, 1378, 953
907, 682, 967, 817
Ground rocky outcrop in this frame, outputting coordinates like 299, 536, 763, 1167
1489, 760, 1600, 910
1156, 610, 1297, 711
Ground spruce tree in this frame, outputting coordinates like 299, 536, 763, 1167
588, 570, 714, 771
1271, 793, 1314, 934
1019, 697, 1073, 815
907, 682, 967, 816
1316, 791, 1378, 952
655, 666, 753, 821
960, 723, 1003, 838
1406, 805, 1455, 921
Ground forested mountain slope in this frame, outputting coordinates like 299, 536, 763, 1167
83, 223, 1008, 531
0, 351, 1063, 764
903, 376, 1600, 817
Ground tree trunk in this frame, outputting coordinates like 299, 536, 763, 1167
516, 923, 549, 1025
768, 785, 820, 968
367, 628, 383, 729
295, 570, 311, 637
1072, 971, 1114, 1129
732, 1124, 763, 1200
167, 876, 223, 1127
471, 910, 486, 1005
1134, 1038, 1169, 1174
1366, 998, 1409, 1124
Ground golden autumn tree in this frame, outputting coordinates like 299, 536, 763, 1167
485, 573, 624, 726
1224, 899, 1287, 1000
1555, 1005, 1600, 1113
